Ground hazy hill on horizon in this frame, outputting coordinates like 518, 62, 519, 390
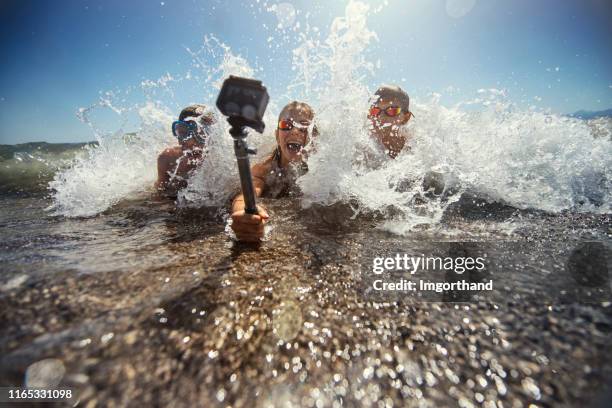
568, 108, 612, 120
0, 141, 97, 161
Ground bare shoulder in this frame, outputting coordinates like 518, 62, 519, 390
251, 154, 275, 179
158, 146, 182, 163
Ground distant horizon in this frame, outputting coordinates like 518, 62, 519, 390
1, 0, 611, 144
1, 106, 611, 147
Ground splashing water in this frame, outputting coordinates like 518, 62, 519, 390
48, 1, 611, 234
294, 0, 379, 207
305, 87, 611, 232
374, 94, 611, 233
178, 37, 281, 209
48, 102, 173, 217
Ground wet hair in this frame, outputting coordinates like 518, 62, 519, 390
178, 104, 215, 124
373, 85, 410, 112
278, 101, 315, 121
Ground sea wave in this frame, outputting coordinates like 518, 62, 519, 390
0, 142, 95, 194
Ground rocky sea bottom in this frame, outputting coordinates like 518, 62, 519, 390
0, 193, 611, 407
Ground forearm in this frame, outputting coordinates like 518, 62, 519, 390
232, 194, 246, 213
155, 174, 168, 190
155, 157, 172, 190
229, 176, 269, 242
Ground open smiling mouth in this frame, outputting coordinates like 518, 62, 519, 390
286, 142, 304, 153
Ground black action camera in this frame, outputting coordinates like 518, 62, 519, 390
216, 75, 269, 133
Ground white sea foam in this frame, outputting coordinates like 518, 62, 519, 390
48, 102, 172, 217
303, 88, 611, 232
49, 1, 611, 233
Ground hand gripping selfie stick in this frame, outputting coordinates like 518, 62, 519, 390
216, 76, 270, 214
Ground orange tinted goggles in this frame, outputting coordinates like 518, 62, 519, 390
369, 106, 403, 117
278, 119, 312, 131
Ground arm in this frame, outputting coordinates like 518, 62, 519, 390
231, 161, 266, 212
154, 148, 183, 193
230, 160, 271, 242
154, 152, 172, 191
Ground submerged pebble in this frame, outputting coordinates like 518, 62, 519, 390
25, 359, 66, 388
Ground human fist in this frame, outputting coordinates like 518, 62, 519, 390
230, 205, 270, 242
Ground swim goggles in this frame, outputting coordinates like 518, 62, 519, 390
277, 119, 314, 132
369, 106, 406, 117
172, 119, 208, 144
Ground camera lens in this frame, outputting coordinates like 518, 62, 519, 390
224, 102, 240, 116
241, 105, 256, 120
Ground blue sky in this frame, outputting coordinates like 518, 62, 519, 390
0, 0, 611, 144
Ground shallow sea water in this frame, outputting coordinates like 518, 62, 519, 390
1, 192, 611, 407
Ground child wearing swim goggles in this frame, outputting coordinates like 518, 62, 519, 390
367, 86, 451, 197
154, 104, 215, 196
230, 101, 317, 242
367, 84, 414, 159
171, 117, 211, 145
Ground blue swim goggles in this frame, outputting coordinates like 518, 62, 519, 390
172, 119, 208, 144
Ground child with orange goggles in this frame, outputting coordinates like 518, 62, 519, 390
367, 85, 414, 159
230, 101, 316, 242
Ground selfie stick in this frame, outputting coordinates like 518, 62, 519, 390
228, 117, 258, 214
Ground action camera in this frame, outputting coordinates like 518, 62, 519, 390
216, 75, 269, 133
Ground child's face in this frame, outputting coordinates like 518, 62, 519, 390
367, 97, 411, 133
275, 107, 314, 164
